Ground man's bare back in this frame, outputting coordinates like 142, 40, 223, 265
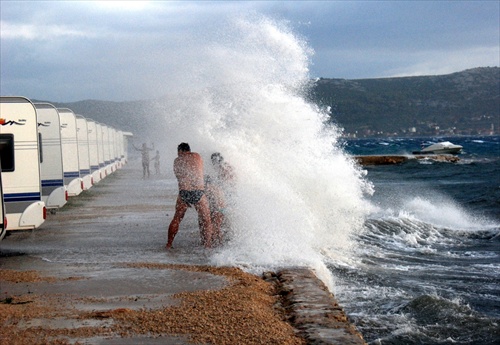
174, 152, 204, 191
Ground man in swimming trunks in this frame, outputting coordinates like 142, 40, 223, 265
133, 142, 154, 178
166, 143, 213, 249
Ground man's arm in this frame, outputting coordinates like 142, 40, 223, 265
173, 157, 182, 179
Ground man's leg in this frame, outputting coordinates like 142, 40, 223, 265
211, 211, 224, 245
194, 195, 213, 248
166, 197, 187, 249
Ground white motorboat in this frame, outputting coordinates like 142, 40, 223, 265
413, 141, 463, 154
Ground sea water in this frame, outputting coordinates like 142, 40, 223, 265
337, 136, 500, 344
157, 14, 500, 344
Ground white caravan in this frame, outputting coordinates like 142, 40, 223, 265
116, 130, 125, 167
111, 128, 119, 172
96, 123, 106, 180
0, 96, 46, 230
76, 115, 93, 190
35, 103, 67, 210
112, 127, 120, 171
107, 126, 115, 173
58, 108, 83, 196
86, 119, 102, 184
117, 130, 124, 167
101, 124, 113, 176
108, 126, 117, 173
122, 132, 133, 165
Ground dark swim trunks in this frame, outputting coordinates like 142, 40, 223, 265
179, 190, 204, 206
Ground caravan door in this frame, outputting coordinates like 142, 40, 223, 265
58, 108, 83, 196
86, 119, 101, 184
0, 96, 46, 230
0, 169, 6, 240
35, 103, 67, 209
76, 115, 93, 190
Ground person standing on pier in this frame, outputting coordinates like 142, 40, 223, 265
151, 150, 161, 175
166, 143, 213, 249
133, 142, 154, 178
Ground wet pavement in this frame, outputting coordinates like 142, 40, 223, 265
0, 165, 230, 344
1, 164, 366, 345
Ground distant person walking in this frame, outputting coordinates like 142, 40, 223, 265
151, 150, 161, 175
133, 142, 154, 178
166, 143, 213, 249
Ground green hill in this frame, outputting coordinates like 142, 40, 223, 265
309, 67, 499, 137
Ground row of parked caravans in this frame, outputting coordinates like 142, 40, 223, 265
0, 96, 133, 241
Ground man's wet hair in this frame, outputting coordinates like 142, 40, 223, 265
211, 152, 223, 164
178, 142, 191, 152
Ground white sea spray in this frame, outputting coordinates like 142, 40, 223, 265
157, 14, 373, 286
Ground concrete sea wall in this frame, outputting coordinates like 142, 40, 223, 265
269, 269, 366, 345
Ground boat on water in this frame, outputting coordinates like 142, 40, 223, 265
412, 141, 463, 154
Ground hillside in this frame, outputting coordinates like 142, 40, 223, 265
310, 67, 499, 137
47, 67, 499, 139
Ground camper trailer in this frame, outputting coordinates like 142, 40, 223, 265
35, 103, 67, 210
116, 130, 125, 168
96, 122, 106, 180
101, 124, 113, 176
76, 115, 93, 190
122, 132, 133, 165
108, 126, 117, 174
117, 130, 124, 167
111, 127, 120, 173
111, 128, 120, 171
86, 119, 102, 184
0, 96, 46, 230
58, 108, 83, 196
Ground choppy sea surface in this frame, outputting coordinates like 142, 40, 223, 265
335, 136, 500, 344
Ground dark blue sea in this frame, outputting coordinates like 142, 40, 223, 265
333, 136, 500, 345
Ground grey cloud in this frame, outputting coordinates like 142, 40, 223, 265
1, 1, 498, 101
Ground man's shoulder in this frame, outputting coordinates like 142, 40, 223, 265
185, 152, 202, 161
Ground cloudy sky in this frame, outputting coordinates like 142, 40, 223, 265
1, 1, 498, 102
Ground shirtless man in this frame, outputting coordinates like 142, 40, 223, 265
133, 142, 154, 178
166, 143, 213, 249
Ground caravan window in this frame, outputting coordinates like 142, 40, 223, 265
0, 134, 15, 172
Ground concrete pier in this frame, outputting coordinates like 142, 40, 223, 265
354, 154, 460, 165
